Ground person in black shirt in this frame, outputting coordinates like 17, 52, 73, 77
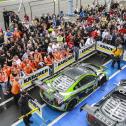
3, 9, 10, 30
6, 52, 13, 66
18, 91, 33, 126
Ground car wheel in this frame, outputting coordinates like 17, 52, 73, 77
98, 76, 107, 86
67, 99, 78, 111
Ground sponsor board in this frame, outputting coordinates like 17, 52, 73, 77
79, 44, 95, 59
21, 66, 50, 89
96, 41, 115, 55
53, 55, 75, 73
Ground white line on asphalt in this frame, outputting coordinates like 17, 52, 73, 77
48, 64, 126, 126
109, 65, 126, 79
103, 59, 111, 66
0, 97, 13, 107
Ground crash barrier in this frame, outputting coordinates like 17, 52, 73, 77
53, 54, 75, 73
21, 66, 50, 90
96, 41, 115, 55
79, 44, 96, 59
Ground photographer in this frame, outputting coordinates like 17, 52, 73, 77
18, 91, 33, 126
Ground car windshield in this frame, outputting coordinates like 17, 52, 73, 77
63, 67, 89, 80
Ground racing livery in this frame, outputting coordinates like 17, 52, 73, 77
36, 63, 107, 111
81, 80, 126, 126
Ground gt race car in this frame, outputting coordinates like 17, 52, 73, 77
81, 80, 126, 126
36, 63, 107, 111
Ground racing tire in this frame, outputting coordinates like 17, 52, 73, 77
98, 76, 107, 86
67, 99, 78, 111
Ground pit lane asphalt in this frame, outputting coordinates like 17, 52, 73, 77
0, 52, 110, 126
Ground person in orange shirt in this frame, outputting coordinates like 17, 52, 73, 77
60, 49, 70, 59
23, 64, 33, 75
34, 50, 42, 64
11, 64, 20, 77
11, 77, 21, 105
20, 60, 26, 70
2, 64, 11, 78
13, 28, 21, 40
28, 59, 37, 71
44, 54, 54, 66
53, 50, 63, 62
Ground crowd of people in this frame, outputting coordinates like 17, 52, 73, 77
0, 2, 125, 99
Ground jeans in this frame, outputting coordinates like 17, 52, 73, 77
111, 58, 121, 69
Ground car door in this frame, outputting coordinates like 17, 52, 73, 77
74, 75, 97, 98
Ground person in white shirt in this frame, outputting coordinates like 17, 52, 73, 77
102, 29, 109, 39
52, 42, 58, 52
85, 36, 95, 46
47, 43, 53, 54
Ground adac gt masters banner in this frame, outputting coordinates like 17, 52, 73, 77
53, 55, 75, 73
96, 41, 115, 55
79, 44, 95, 59
21, 66, 50, 89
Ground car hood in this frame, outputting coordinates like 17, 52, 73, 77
50, 74, 75, 93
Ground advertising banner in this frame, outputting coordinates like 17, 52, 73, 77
53, 55, 75, 73
79, 44, 95, 59
96, 41, 115, 55
21, 66, 50, 89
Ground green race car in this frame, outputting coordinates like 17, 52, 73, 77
37, 63, 107, 111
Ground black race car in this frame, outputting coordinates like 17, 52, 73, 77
81, 80, 126, 126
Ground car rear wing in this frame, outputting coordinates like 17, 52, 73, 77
80, 104, 116, 126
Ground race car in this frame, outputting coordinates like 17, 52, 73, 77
36, 63, 107, 111
81, 79, 126, 126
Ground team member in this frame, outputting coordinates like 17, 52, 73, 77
18, 91, 33, 126
111, 46, 123, 70
11, 77, 21, 105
